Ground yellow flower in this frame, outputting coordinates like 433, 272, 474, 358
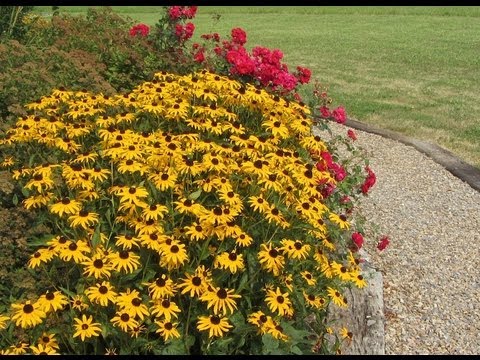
150, 298, 181, 322
30, 343, 59, 355
108, 250, 141, 274
73, 314, 102, 341
37, 332, 60, 350
327, 287, 347, 308
37, 290, 68, 313
197, 315, 233, 338
265, 287, 293, 317
200, 286, 241, 315
68, 210, 99, 229
258, 243, 284, 276
155, 320, 181, 341
0, 314, 10, 330
81, 255, 113, 279
145, 274, 177, 299
111, 311, 139, 332
214, 251, 245, 274
11, 300, 46, 329
85, 281, 118, 307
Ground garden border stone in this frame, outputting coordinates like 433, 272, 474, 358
342, 118, 480, 193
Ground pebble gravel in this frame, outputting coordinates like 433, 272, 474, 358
316, 122, 480, 355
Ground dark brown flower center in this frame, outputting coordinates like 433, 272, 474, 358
93, 259, 103, 269
276, 296, 284, 304
69, 243, 78, 251
192, 276, 202, 286
119, 251, 129, 259
99, 285, 108, 294
23, 304, 34, 314
170, 245, 179, 253
228, 252, 237, 261
161, 300, 170, 308
120, 313, 130, 322
164, 322, 173, 330
82, 324, 89, 330
269, 249, 278, 258
217, 288, 227, 299
210, 315, 221, 325
132, 298, 141, 307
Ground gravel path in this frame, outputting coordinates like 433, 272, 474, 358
318, 122, 480, 355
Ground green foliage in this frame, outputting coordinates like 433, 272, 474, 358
0, 6, 34, 41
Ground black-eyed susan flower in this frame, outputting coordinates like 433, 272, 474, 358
73, 314, 102, 341
303, 292, 326, 309
85, 281, 118, 307
8, 342, 29, 355
327, 287, 347, 308
340, 327, 353, 341
0, 314, 10, 330
11, 300, 46, 328
200, 287, 241, 315
81, 255, 113, 279
214, 251, 245, 274
265, 287, 293, 317
150, 298, 181, 322
159, 240, 188, 270
331, 261, 353, 282
197, 315, 233, 338
108, 250, 141, 274
351, 272, 367, 288
115, 234, 141, 250
58, 240, 90, 263
111, 311, 139, 332
23, 192, 53, 210
37, 333, 60, 351
119, 295, 150, 321
145, 274, 177, 299
37, 290, 68, 313
265, 320, 289, 342
300, 270, 317, 286
142, 203, 168, 221
27, 248, 55, 268
178, 273, 210, 298
70, 295, 89, 311
30, 343, 59, 355
233, 232, 253, 247
258, 243, 285, 276
155, 320, 181, 341
280, 239, 311, 260
49, 197, 82, 217
68, 210, 99, 230
328, 212, 350, 230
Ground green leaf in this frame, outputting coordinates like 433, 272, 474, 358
91, 226, 102, 248
12, 193, 18, 206
59, 286, 76, 298
291, 345, 303, 355
188, 188, 202, 201
262, 334, 279, 354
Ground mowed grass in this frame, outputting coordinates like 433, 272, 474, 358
33, 6, 480, 169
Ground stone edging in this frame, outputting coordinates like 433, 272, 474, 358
342, 118, 480, 193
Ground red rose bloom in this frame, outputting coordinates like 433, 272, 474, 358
320, 106, 330, 118
347, 129, 357, 141
129, 23, 150, 37
361, 166, 376, 194
332, 106, 347, 124
296, 66, 311, 84
231, 27, 247, 45
377, 236, 390, 251
352, 232, 364, 249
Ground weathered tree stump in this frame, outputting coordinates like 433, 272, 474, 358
327, 264, 385, 354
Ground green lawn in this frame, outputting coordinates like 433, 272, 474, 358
33, 6, 480, 169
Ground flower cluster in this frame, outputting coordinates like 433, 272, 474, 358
0, 70, 371, 354
129, 23, 150, 37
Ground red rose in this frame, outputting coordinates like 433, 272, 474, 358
332, 106, 347, 124
296, 66, 311, 84
361, 166, 376, 194
319, 106, 330, 118
377, 236, 390, 251
347, 129, 357, 141
352, 232, 364, 249
129, 23, 150, 37
194, 49, 205, 63
231, 27, 247, 45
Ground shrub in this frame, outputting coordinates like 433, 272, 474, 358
0, 6, 34, 41
0, 69, 374, 354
